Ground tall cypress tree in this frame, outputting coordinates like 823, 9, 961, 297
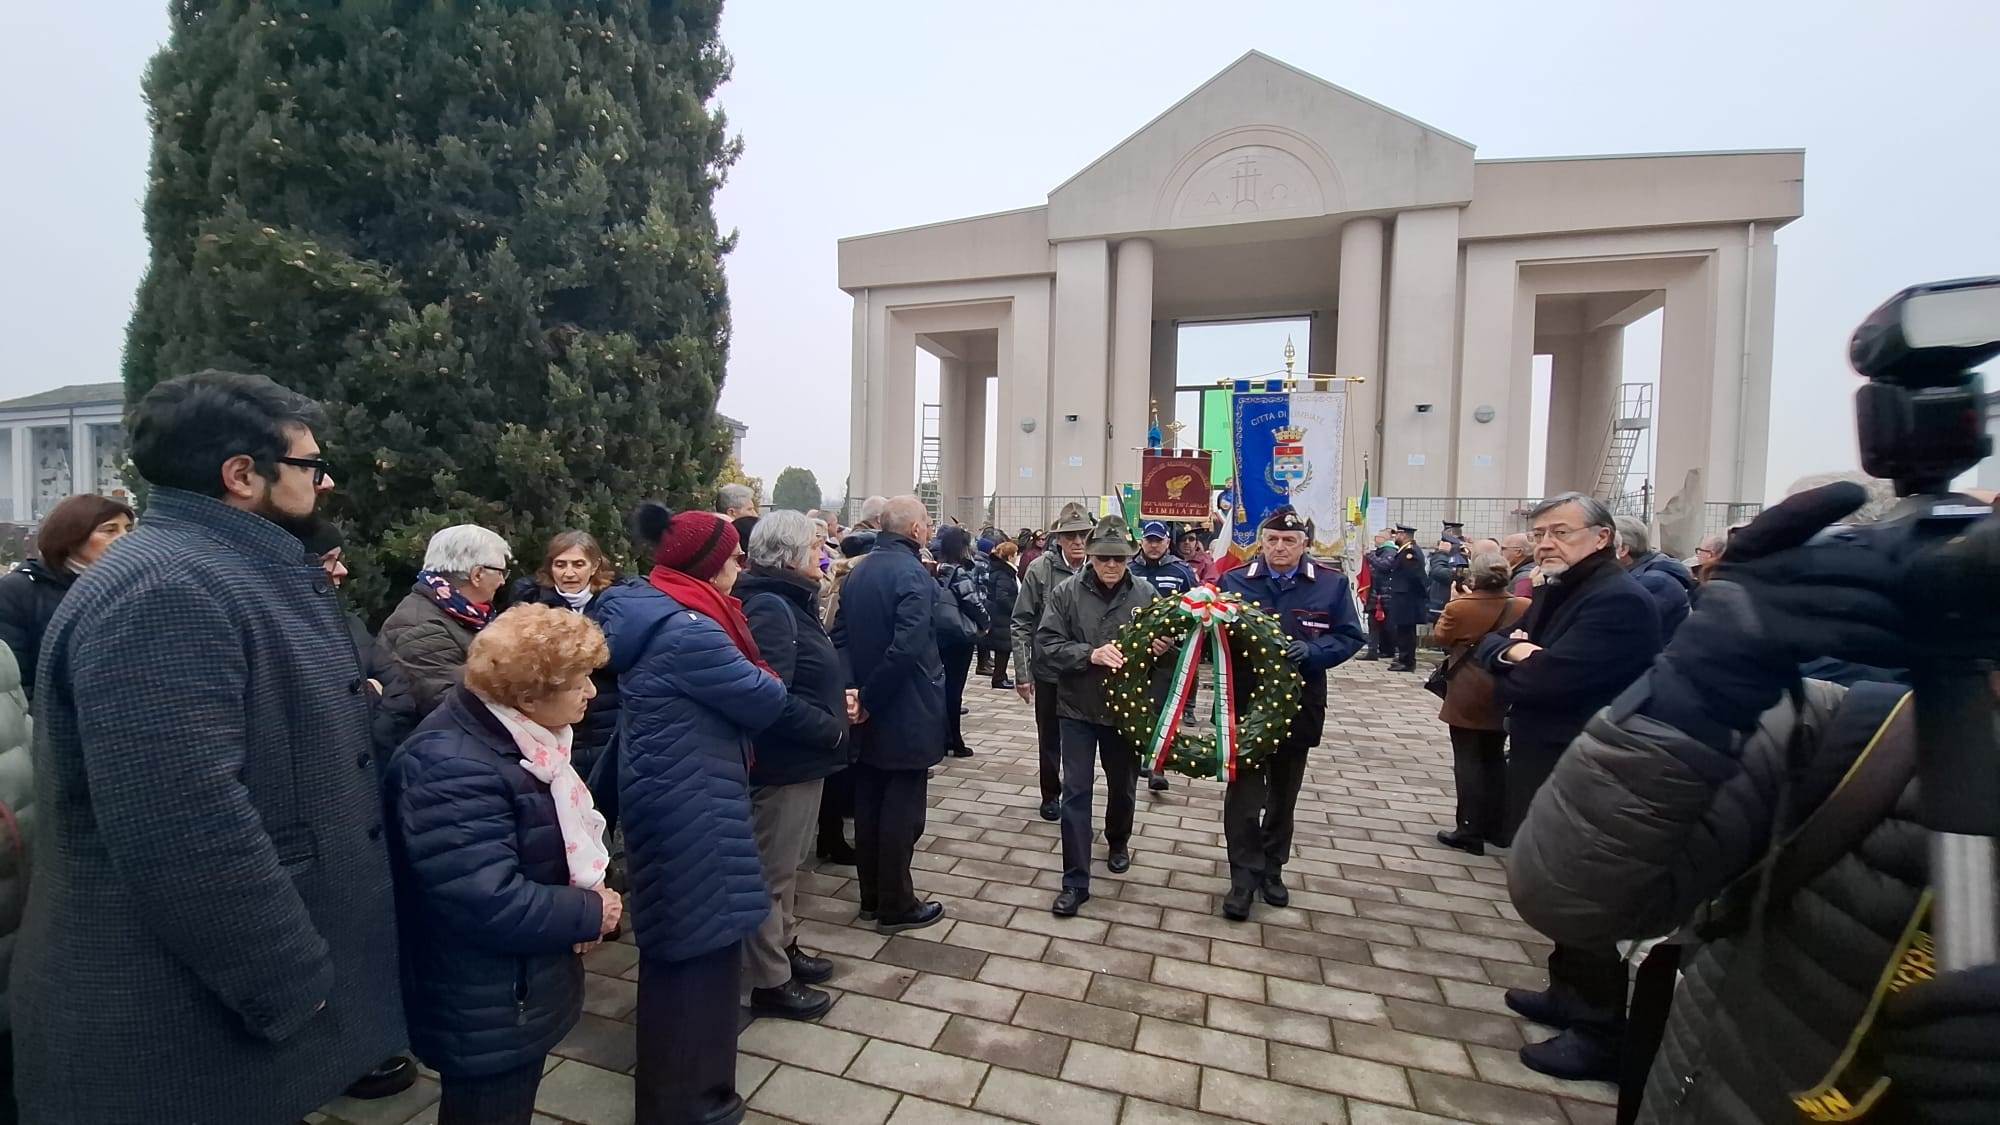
124, 0, 740, 618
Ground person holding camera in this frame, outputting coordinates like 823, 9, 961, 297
1507, 481, 2000, 1124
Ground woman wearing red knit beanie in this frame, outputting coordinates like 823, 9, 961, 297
593, 503, 786, 1125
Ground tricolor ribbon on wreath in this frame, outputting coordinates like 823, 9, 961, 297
1147, 586, 1243, 783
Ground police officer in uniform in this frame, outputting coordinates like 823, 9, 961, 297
1381, 523, 1426, 671
1129, 521, 1199, 792
1217, 507, 1366, 921
1357, 530, 1394, 660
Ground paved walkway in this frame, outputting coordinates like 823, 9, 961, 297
316, 658, 1617, 1125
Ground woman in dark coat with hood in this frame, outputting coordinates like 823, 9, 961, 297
595, 504, 786, 1125
978, 540, 1022, 689
385, 605, 622, 1124
0, 493, 133, 700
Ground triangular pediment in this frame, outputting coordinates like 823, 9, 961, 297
1047, 52, 1476, 240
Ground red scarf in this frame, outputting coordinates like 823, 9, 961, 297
648, 565, 774, 675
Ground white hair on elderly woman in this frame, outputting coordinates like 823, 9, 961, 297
747, 509, 820, 572
422, 524, 512, 577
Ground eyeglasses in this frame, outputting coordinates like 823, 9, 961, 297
1528, 525, 1599, 543
476, 561, 510, 576
276, 456, 333, 485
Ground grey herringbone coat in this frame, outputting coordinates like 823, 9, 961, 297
9, 489, 405, 1124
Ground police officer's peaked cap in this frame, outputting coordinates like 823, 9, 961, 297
1049, 502, 1095, 534
1393, 523, 1416, 534
1084, 515, 1138, 558
1260, 507, 1310, 534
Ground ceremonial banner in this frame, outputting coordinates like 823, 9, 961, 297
1229, 385, 1347, 559
1139, 449, 1214, 521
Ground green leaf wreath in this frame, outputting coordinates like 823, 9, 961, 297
1105, 587, 1304, 781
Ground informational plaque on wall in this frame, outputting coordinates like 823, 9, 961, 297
1139, 449, 1215, 521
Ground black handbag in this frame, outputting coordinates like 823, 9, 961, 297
1423, 598, 1520, 700
933, 569, 979, 646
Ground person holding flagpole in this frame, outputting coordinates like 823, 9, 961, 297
1217, 507, 1366, 922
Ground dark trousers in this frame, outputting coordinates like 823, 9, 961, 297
636, 945, 745, 1125
817, 767, 853, 854
990, 649, 1011, 687
1223, 738, 1310, 878
1502, 735, 1567, 845
438, 1060, 546, 1125
1391, 624, 1418, 665
1447, 726, 1508, 842
587, 740, 621, 835
1033, 680, 1061, 802
1058, 719, 1139, 891
853, 763, 928, 917
1366, 607, 1386, 656
0, 1031, 13, 1125
943, 641, 973, 750
1548, 942, 1629, 1043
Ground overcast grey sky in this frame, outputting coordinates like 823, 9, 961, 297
4, 1, 1995, 505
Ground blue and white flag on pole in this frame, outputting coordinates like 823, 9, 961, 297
1229, 386, 1347, 559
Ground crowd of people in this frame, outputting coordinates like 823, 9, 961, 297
0, 367, 1994, 1125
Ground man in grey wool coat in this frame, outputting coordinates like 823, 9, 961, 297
9, 370, 406, 1123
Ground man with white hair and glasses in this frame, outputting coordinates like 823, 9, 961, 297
376, 524, 514, 739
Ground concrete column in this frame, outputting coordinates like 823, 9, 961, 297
1051, 239, 1111, 497
1109, 239, 1154, 488
881, 315, 918, 495
73, 419, 93, 496
1579, 327, 1625, 494
1657, 264, 1718, 513
1336, 216, 1386, 502
1539, 335, 1582, 494
937, 357, 967, 516
1381, 208, 1462, 497
961, 361, 991, 508
1741, 226, 1777, 501
849, 292, 873, 499
994, 280, 1053, 496
8, 426, 25, 524
1148, 319, 1177, 443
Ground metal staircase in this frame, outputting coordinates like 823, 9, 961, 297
1592, 383, 1653, 508
918, 403, 942, 522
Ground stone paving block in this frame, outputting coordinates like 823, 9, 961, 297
1080, 895, 1166, 927
739, 1018, 869, 1074
977, 952, 1093, 999
1120, 1099, 1257, 1125
847, 1038, 990, 1106
1265, 926, 1372, 965
1206, 994, 1336, 1049
824, 953, 922, 1000
1209, 938, 1323, 981
1415, 928, 1532, 964
979, 880, 1057, 910
951, 856, 1041, 886
1106, 922, 1211, 962
1382, 997, 1525, 1049
1266, 977, 1392, 1023
877, 934, 990, 979
974, 1066, 1122, 1125
583, 940, 641, 978
554, 1011, 639, 1074
1348, 1105, 1481, 1125
1117, 882, 1220, 913
535, 1060, 635, 1125
1269, 1042, 1416, 1107
748, 1063, 900, 1125
1407, 1071, 1567, 1125
1436, 979, 1518, 1017
1013, 992, 1140, 1048
1331, 1017, 1475, 1077
911, 869, 990, 899
1371, 943, 1491, 984
1159, 907, 1261, 944
1311, 913, 1418, 947
1465, 1045, 1617, 1105
1561, 1099, 1618, 1125
902, 972, 1024, 1022
1134, 1014, 1268, 1074
796, 918, 890, 958
933, 1013, 1071, 1077
581, 972, 639, 1020
1199, 1068, 1350, 1124
822, 993, 952, 1049
946, 919, 1049, 959
1353, 900, 1465, 932
1339, 866, 1438, 892
1321, 957, 1447, 1002
928, 892, 1020, 927
1455, 914, 1554, 947
1480, 960, 1549, 992
1431, 877, 1512, 902
1151, 955, 1266, 1002
1062, 1040, 1200, 1107
1044, 935, 1153, 980
884, 1096, 1020, 1125
930, 838, 1014, 864
1086, 972, 1208, 1023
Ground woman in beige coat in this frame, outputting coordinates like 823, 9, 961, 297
1430, 553, 1529, 856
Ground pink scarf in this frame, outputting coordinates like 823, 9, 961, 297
483, 698, 610, 889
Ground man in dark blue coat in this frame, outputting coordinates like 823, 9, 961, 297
1381, 523, 1427, 671
1474, 492, 1662, 1083
831, 495, 947, 934
1218, 508, 1366, 922
1613, 515, 1693, 643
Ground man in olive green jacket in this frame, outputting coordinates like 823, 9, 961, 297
1035, 516, 1165, 918
1008, 502, 1095, 821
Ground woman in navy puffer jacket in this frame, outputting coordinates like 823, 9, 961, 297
596, 503, 786, 1125
384, 605, 623, 1125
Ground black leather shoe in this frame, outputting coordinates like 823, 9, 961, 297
1052, 888, 1090, 916
787, 942, 834, 985
1357, 651, 1381, 661
818, 841, 857, 866
992, 678, 1015, 690
1222, 880, 1255, 922
876, 901, 946, 933
750, 979, 833, 1022
1148, 774, 1169, 792
1106, 848, 1131, 874
1039, 799, 1060, 821
959, 706, 970, 715
946, 744, 974, 758
1387, 661, 1415, 672
1505, 987, 1576, 1029
1436, 828, 1486, 856
1519, 1027, 1621, 1082
344, 1056, 417, 1100
1261, 871, 1290, 908
858, 908, 877, 922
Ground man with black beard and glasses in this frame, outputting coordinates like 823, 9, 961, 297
10, 371, 407, 1125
